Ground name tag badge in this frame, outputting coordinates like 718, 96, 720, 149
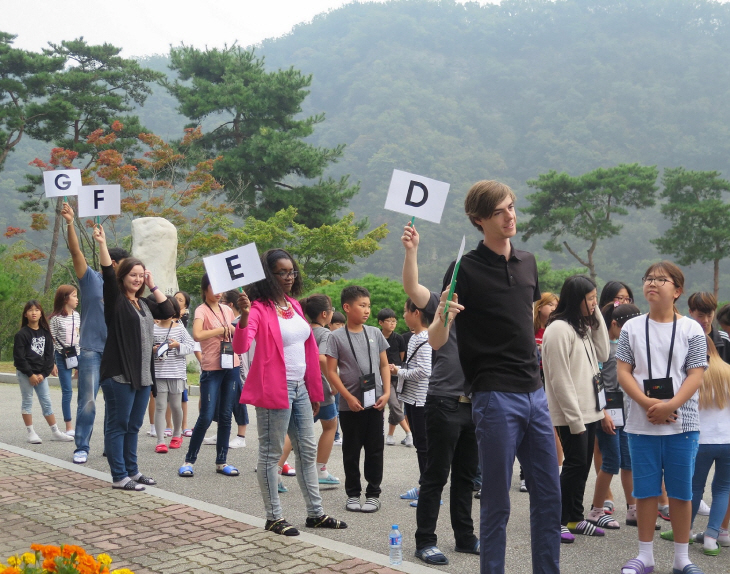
643, 377, 674, 400
593, 372, 606, 411
360, 373, 376, 409
605, 391, 625, 427
220, 341, 234, 369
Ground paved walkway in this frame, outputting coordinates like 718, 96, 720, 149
0, 445, 431, 574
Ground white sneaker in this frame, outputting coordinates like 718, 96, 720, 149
403, 433, 414, 447
698, 499, 711, 516
147, 427, 157, 437
333, 437, 343, 446
228, 436, 246, 449
385, 434, 396, 446
65, 429, 75, 437
203, 435, 217, 445
51, 429, 74, 441
27, 431, 42, 444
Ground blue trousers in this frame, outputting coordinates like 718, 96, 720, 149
100, 379, 150, 482
54, 351, 74, 422
692, 443, 730, 539
74, 349, 102, 455
472, 388, 561, 574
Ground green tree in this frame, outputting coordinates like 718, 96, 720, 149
305, 274, 409, 333
519, 164, 659, 282
166, 45, 358, 227
652, 168, 730, 298
0, 32, 70, 170
536, 256, 588, 294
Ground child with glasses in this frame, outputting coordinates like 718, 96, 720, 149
616, 262, 707, 574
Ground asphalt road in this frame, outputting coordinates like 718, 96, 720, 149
0, 382, 724, 574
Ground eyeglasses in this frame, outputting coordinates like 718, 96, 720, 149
613, 296, 634, 305
273, 271, 298, 279
642, 276, 674, 287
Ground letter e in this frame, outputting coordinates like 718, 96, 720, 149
225, 255, 245, 280
405, 180, 428, 208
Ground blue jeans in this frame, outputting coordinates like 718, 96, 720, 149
595, 424, 632, 475
185, 368, 237, 465
472, 388, 561, 574
100, 378, 150, 482
54, 351, 74, 423
75, 349, 102, 454
256, 380, 323, 521
17, 371, 53, 416
691, 443, 730, 539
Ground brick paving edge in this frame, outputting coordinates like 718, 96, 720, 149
0, 441, 439, 574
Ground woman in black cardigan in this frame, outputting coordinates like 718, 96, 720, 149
94, 224, 174, 491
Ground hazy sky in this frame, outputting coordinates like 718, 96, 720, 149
5, 0, 497, 58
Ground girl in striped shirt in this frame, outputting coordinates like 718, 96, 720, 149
152, 296, 195, 453
49, 285, 81, 435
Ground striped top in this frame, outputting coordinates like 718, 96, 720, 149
152, 322, 195, 380
49, 311, 81, 354
397, 330, 432, 407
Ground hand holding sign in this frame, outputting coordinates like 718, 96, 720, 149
384, 170, 450, 224
443, 235, 466, 326
78, 185, 121, 218
43, 169, 82, 198
203, 243, 266, 295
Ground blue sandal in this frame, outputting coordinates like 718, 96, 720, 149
216, 464, 239, 476
415, 546, 448, 565
178, 464, 194, 477
672, 565, 704, 574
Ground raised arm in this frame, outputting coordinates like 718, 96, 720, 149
401, 223, 430, 308
62, 202, 88, 280
428, 289, 463, 350
93, 224, 111, 267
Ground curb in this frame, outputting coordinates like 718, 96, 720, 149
0, 441, 439, 574
0, 372, 201, 396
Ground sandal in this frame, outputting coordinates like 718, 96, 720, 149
455, 540, 480, 554
183, 429, 193, 437
178, 464, 194, 477
216, 464, 239, 476
305, 514, 347, 529
587, 512, 620, 529
672, 565, 703, 574
265, 518, 299, 536
164, 428, 173, 436
660, 530, 693, 543
415, 546, 449, 565
155, 443, 168, 453
569, 520, 605, 536
112, 480, 144, 491
133, 475, 156, 486
400, 487, 419, 500
561, 525, 575, 544
360, 498, 380, 513
169, 437, 183, 449
621, 558, 654, 574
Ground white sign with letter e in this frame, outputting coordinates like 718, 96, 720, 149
203, 243, 266, 294
77, 185, 121, 218
384, 169, 450, 224
43, 169, 82, 198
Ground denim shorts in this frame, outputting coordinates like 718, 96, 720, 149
596, 425, 631, 474
628, 432, 699, 501
313, 402, 337, 422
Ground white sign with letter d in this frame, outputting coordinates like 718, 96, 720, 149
384, 169, 450, 224
77, 185, 121, 217
203, 243, 266, 294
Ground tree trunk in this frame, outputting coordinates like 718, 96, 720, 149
714, 258, 720, 300
44, 197, 63, 293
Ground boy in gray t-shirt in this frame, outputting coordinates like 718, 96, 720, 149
326, 286, 390, 513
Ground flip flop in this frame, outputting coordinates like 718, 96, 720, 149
621, 558, 654, 574
216, 464, 239, 476
178, 464, 194, 477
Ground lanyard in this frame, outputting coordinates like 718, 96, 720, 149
405, 340, 427, 368
344, 325, 373, 376
645, 313, 676, 380
581, 335, 598, 376
205, 302, 229, 341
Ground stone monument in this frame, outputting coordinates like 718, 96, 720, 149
131, 217, 178, 297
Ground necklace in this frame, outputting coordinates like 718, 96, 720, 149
276, 300, 295, 319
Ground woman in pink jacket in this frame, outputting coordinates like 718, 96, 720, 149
233, 248, 347, 537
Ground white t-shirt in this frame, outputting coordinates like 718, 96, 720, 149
615, 314, 707, 435
699, 405, 730, 444
278, 313, 311, 381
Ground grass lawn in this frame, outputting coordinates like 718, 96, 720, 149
1, 360, 199, 386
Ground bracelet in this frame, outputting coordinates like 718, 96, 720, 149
150, 286, 158, 293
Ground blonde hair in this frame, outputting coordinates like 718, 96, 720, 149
699, 337, 730, 411
464, 180, 517, 232
533, 292, 558, 334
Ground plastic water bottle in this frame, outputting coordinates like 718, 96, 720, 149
389, 524, 403, 565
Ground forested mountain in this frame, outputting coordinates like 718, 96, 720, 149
3, 0, 730, 300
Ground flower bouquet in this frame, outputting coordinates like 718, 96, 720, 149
0, 545, 133, 574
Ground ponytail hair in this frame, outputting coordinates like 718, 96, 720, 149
699, 337, 730, 411
300, 294, 332, 324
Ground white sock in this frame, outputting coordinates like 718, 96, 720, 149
406, 432, 412, 437
113, 477, 131, 487
318, 462, 326, 471
26, 425, 35, 433
129, 472, 142, 481
704, 535, 718, 551
673, 542, 690, 571
50, 424, 59, 432
624, 541, 653, 574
